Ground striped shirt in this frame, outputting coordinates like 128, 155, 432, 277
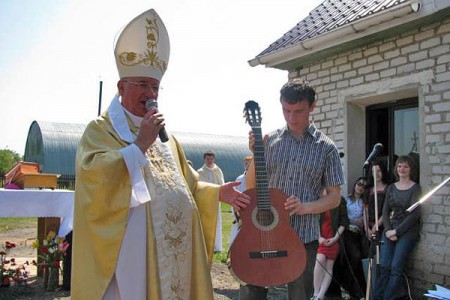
265, 123, 345, 243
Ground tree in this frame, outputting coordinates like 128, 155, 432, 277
0, 148, 23, 175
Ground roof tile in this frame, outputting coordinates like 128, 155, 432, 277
257, 0, 409, 57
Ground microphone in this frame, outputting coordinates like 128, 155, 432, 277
145, 99, 169, 143
363, 143, 383, 167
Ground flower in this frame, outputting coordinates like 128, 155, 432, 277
0, 241, 29, 287
32, 231, 70, 268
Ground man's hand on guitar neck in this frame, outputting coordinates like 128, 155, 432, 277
248, 130, 268, 153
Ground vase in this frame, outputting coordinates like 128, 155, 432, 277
42, 264, 49, 289
47, 266, 59, 291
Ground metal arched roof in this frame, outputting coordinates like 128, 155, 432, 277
23, 121, 251, 183
173, 132, 251, 181
24, 121, 86, 180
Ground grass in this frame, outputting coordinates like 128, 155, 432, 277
0, 217, 36, 233
0, 208, 233, 263
213, 203, 234, 263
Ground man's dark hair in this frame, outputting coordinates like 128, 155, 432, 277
203, 151, 215, 159
280, 78, 316, 106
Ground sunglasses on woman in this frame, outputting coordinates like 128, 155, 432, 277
356, 181, 366, 187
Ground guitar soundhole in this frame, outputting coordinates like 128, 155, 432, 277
257, 210, 274, 226
252, 207, 279, 231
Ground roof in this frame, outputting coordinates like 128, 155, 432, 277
249, 0, 450, 69
24, 121, 86, 179
257, 0, 410, 57
23, 121, 250, 183
174, 132, 251, 181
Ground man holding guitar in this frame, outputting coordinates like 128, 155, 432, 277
242, 79, 344, 300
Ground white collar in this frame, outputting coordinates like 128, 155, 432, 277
203, 164, 217, 171
107, 95, 136, 143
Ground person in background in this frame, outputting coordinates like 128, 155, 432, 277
197, 151, 225, 252
71, 9, 250, 300
312, 192, 348, 300
339, 177, 368, 300
374, 155, 421, 300
364, 159, 392, 240
230, 156, 253, 245
243, 78, 345, 300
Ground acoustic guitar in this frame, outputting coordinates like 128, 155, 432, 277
229, 100, 306, 287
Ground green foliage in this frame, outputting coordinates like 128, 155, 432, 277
213, 203, 235, 264
0, 149, 22, 175
0, 218, 36, 234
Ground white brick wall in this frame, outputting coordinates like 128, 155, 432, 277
287, 17, 450, 296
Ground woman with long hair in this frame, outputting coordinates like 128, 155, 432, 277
339, 177, 368, 300
374, 155, 421, 300
364, 159, 392, 239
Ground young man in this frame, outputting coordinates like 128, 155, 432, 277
71, 9, 249, 300
197, 151, 225, 252
243, 79, 345, 300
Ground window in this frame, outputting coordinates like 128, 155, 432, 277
366, 98, 418, 173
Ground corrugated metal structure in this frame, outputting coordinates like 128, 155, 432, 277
24, 121, 86, 188
23, 121, 251, 187
174, 132, 252, 181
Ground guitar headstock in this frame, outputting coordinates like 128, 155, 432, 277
244, 100, 262, 128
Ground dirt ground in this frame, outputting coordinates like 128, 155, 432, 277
1, 227, 286, 300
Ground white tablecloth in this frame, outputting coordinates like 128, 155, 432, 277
0, 188, 74, 236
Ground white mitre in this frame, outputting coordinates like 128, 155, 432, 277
114, 9, 170, 80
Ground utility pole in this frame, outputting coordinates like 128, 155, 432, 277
98, 79, 103, 116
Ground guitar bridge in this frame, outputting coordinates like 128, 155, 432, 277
249, 250, 288, 259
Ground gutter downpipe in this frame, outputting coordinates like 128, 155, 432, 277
248, 1, 419, 68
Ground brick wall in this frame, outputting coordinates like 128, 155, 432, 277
287, 17, 450, 297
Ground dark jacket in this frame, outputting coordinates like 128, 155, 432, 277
320, 196, 349, 236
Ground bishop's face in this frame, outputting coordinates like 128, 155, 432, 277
118, 77, 160, 117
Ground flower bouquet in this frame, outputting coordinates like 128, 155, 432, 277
32, 231, 69, 291
0, 241, 30, 287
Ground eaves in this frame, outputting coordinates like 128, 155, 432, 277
249, 0, 450, 71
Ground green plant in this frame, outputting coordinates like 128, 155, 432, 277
0, 149, 22, 176
32, 231, 69, 268
213, 203, 235, 263
0, 217, 36, 234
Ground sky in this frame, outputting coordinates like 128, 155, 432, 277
0, 0, 323, 155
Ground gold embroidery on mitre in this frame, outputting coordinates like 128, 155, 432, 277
118, 17, 168, 73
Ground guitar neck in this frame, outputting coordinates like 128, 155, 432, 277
252, 126, 271, 210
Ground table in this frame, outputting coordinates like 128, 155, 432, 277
0, 188, 74, 236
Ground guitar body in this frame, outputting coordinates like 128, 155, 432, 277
230, 187, 306, 286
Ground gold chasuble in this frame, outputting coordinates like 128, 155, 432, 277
72, 104, 219, 299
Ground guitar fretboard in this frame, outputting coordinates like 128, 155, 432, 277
252, 126, 271, 210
